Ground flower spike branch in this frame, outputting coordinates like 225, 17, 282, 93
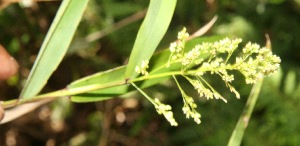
131, 82, 178, 126
173, 75, 201, 124
132, 27, 281, 126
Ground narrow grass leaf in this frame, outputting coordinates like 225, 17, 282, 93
20, 0, 89, 99
227, 79, 263, 146
125, 0, 177, 79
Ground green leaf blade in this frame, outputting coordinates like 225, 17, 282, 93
20, 0, 89, 99
69, 66, 128, 102
227, 79, 263, 146
125, 0, 177, 79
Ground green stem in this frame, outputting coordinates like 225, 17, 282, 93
150, 58, 181, 74
172, 75, 186, 103
131, 82, 156, 105
198, 76, 216, 93
129, 71, 183, 82
1, 69, 183, 108
188, 64, 236, 74
1, 80, 126, 108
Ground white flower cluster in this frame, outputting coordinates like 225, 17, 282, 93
135, 60, 149, 75
181, 46, 201, 66
154, 98, 178, 126
236, 43, 281, 84
188, 79, 227, 102
181, 93, 201, 124
212, 37, 242, 54
167, 27, 189, 67
169, 27, 189, 54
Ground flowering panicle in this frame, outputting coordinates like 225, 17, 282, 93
133, 27, 280, 126
167, 28, 279, 99
181, 94, 201, 124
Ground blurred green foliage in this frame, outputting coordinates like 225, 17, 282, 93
0, 0, 300, 145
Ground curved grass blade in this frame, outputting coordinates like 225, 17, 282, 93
227, 79, 263, 146
20, 0, 89, 99
125, 0, 177, 79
